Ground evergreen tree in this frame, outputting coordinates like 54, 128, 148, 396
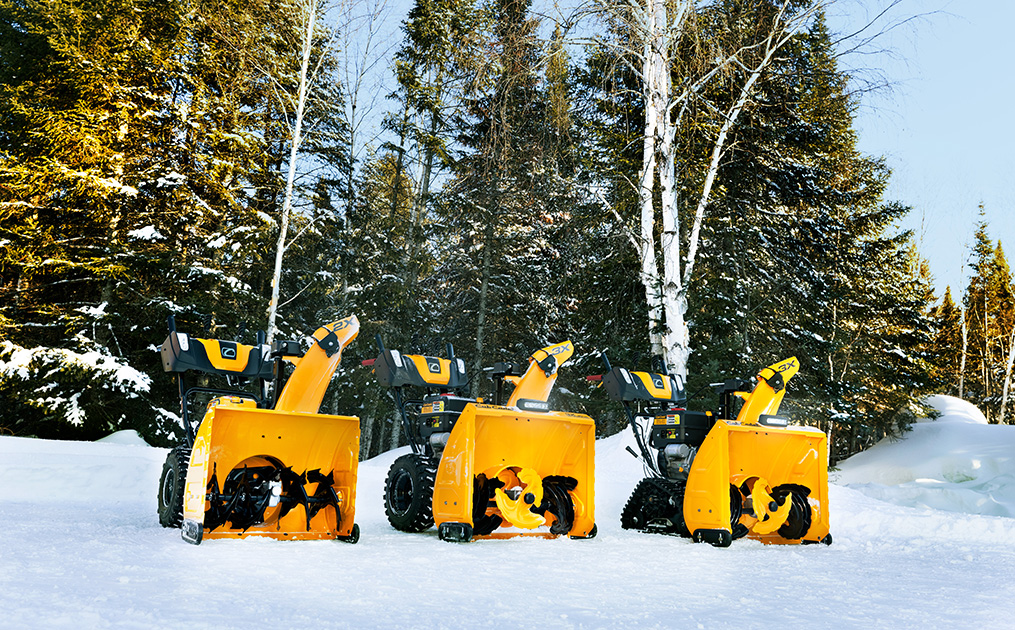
0, 0, 353, 442
688, 12, 935, 459
432, 0, 579, 396
929, 286, 963, 390
962, 220, 1015, 422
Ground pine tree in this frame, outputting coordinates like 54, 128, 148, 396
0, 0, 354, 442
663, 11, 935, 459
431, 0, 574, 396
962, 221, 1015, 422
929, 286, 963, 390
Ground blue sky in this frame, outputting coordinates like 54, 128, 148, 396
833, 0, 1015, 298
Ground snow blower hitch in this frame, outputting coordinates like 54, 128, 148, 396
365, 336, 596, 542
157, 315, 362, 545
595, 355, 830, 547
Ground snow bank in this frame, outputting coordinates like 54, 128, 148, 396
0, 434, 164, 504
835, 395, 1015, 517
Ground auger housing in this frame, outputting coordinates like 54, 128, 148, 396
156, 315, 362, 545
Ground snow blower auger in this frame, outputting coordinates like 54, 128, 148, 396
593, 355, 830, 547
156, 314, 362, 545
364, 338, 596, 543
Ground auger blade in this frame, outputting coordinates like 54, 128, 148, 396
304, 469, 342, 530
278, 467, 308, 521
472, 474, 504, 536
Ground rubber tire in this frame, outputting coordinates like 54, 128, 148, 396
383, 454, 436, 532
158, 446, 190, 528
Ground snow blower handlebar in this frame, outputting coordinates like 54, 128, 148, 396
366, 335, 468, 455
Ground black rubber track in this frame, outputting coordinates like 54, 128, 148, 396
620, 477, 690, 537
157, 446, 190, 528
383, 453, 437, 532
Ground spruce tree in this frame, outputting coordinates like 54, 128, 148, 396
0, 0, 354, 442
962, 221, 1015, 421
930, 286, 963, 391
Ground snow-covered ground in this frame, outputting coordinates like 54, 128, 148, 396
2, 395, 1014, 629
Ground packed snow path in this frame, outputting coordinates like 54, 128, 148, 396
2, 397, 1015, 629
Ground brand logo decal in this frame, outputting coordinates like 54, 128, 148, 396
549, 342, 572, 356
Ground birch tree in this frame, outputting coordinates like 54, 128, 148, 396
999, 322, 1015, 423
262, 0, 364, 342
594, 0, 826, 376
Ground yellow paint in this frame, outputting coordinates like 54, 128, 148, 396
189, 339, 255, 372
274, 316, 359, 414
491, 467, 545, 529
432, 402, 596, 538
407, 355, 453, 386
506, 340, 574, 406
682, 357, 830, 545
182, 315, 361, 541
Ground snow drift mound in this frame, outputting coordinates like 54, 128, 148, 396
0, 432, 165, 504
835, 394, 1015, 517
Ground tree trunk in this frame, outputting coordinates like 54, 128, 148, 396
959, 307, 968, 398
998, 322, 1015, 423
266, 1, 318, 343
360, 414, 375, 459
388, 411, 401, 451
627, 0, 808, 376
637, 0, 667, 357
472, 219, 495, 398
404, 114, 438, 289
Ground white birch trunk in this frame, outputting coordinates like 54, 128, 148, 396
959, 307, 968, 398
658, 1, 802, 376
998, 322, 1015, 423
266, 0, 318, 343
637, 1, 663, 356
616, 0, 817, 375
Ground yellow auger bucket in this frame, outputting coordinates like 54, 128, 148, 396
161, 316, 361, 545
432, 404, 596, 539
432, 341, 596, 541
682, 357, 831, 546
369, 338, 596, 542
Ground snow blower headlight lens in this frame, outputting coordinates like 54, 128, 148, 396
758, 414, 789, 427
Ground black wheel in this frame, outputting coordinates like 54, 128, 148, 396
383, 454, 436, 532
158, 446, 190, 528
620, 477, 689, 536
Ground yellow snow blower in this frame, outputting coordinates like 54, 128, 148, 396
157, 315, 361, 545
365, 338, 596, 542
593, 355, 830, 547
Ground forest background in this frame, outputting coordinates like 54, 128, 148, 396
2, 0, 1012, 462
